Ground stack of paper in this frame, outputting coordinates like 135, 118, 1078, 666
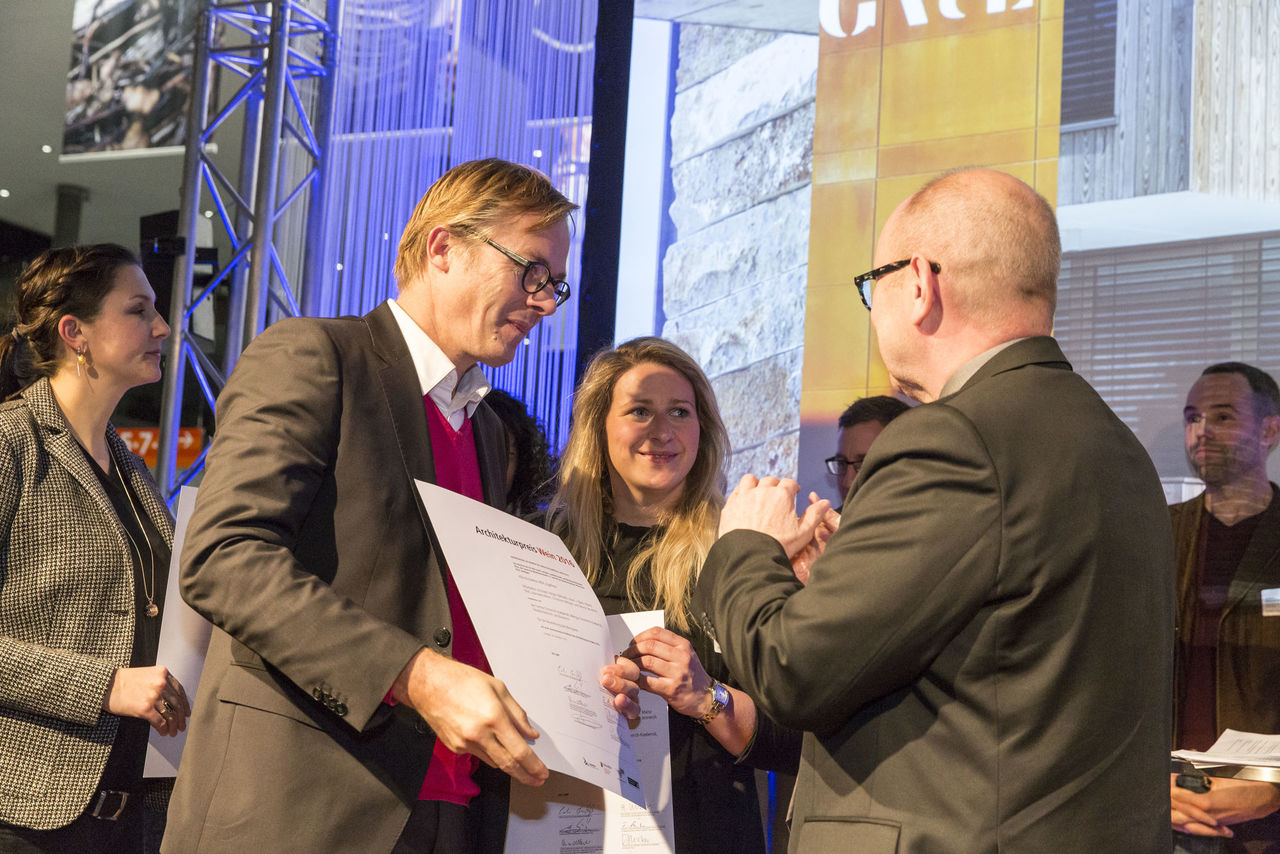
1174, 730, 1280, 768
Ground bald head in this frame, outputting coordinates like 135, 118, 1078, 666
887, 168, 1059, 331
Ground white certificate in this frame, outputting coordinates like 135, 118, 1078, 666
506, 611, 676, 854
414, 480, 646, 805
145, 486, 213, 777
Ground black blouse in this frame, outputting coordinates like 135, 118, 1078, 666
82, 446, 171, 792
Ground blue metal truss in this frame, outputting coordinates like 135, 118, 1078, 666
156, 0, 339, 502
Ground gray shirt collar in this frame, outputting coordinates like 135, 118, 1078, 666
938, 338, 1029, 398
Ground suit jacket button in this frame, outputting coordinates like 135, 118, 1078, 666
415, 720, 431, 735
433, 627, 451, 647
312, 687, 323, 701
335, 702, 348, 717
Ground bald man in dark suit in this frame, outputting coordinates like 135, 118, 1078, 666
696, 168, 1174, 853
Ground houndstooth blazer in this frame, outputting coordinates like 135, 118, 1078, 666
0, 376, 174, 831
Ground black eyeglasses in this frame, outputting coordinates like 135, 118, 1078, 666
853, 259, 941, 309
484, 238, 571, 307
825, 455, 862, 476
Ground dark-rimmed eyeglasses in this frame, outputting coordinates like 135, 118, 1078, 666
853, 259, 941, 310
484, 238, 571, 307
825, 455, 862, 476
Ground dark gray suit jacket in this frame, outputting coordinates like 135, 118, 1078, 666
696, 337, 1174, 853
0, 377, 174, 830
163, 304, 510, 853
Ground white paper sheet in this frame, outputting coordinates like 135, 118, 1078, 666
506, 611, 676, 854
144, 486, 213, 777
414, 480, 646, 805
1174, 729, 1280, 768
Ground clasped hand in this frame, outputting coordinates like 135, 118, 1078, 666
719, 475, 837, 584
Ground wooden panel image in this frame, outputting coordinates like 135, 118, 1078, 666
1058, 0, 1193, 205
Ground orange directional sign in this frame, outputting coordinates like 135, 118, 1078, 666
116, 427, 204, 469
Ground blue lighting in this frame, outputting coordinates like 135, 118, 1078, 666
311, 0, 599, 451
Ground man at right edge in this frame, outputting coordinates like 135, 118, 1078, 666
1172, 362, 1280, 853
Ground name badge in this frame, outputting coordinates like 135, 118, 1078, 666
1261, 588, 1280, 617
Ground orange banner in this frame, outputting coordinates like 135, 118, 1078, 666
799, 0, 1063, 497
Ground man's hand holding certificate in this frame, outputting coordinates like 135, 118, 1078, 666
392, 645, 551, 786
415, 480, 647, 803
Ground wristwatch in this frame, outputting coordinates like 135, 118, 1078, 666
694, 680, 729, 725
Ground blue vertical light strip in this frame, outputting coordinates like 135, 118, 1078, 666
312, 0, 596, 451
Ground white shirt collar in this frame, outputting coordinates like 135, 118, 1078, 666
386, 298, 490, 427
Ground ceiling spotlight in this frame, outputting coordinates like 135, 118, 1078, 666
203, 210, 214, 218
0, 189, 10, 198
41, 144, 53, 154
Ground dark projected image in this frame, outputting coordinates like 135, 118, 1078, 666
64, 0, 195, 155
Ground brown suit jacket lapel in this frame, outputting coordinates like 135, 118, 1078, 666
365, 303, 438, 500
1223, 485, 1280, 613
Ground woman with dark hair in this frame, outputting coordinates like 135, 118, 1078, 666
0, 244, 190, 853
484, 388, 556, 517
546, 336, 798, 853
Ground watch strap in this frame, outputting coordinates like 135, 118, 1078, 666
694, 679, 729, 725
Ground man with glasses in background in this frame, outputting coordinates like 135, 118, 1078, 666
825, 395, 910, 510
164, 159, 640, 854
696, 167, 1175, 852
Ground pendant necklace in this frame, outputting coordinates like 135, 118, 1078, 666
112, 456, 159, 618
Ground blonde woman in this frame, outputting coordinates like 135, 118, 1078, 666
547, 337, 798, 853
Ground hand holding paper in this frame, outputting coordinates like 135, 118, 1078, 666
413, 480, 647, 804
623, 627, 712, 718
507, 612, 677, 854
107, 664, 190, 736
393, 647, 548, 787
601, 656, 642, 720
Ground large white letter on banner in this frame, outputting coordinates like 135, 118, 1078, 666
819, 0, 846, 37
900, 0, 929, 26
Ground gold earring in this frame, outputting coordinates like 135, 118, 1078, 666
75, 346, 86, 378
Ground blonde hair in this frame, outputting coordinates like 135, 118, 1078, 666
394, 158, 578, 287
547, 338, 728, 631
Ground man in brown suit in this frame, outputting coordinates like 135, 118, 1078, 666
694, 168, 1175, 852
1171, 362, 1280, 852
163, 159, 639, 854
